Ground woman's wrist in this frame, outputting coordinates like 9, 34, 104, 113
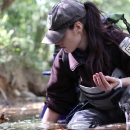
114, 78, 122, 90
42, 108, 60, 123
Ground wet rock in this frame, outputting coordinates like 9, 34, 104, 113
13, 89, 21, 97
21, 90, 37, 99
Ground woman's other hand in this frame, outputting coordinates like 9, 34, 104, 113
93, 72, 119, 91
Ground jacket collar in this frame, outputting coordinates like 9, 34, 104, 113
68, 51, 84, 71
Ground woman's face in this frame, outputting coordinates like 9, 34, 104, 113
56, 22, 87, 53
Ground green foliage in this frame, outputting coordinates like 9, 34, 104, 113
0, 0, 55, 71
0, 0, 130, 72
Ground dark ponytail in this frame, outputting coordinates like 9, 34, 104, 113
83, 2, 120, 85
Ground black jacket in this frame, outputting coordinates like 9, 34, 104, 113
45, 31, 130, 114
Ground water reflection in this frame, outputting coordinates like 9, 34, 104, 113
0, 121, 127, 130
0, 120, 127, 130
0, 119, 41, 130
126, 123, 130, 130
0, 102, 128, 130
0, 102, 44, 129
0, 102, 44, 122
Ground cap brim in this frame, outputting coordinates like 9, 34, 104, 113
41, 28, 67, 44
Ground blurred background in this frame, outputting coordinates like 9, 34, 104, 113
0, 0, 130, 103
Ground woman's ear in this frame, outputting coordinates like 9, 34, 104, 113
74, 21, 83, 33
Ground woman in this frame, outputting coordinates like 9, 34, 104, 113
42, 0, 130, 128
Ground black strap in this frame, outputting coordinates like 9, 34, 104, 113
66, 100, 89, 123
121, 14, 130, 34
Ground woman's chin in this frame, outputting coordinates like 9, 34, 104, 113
63, 49, 68, 53
63, 48, 76, 53
63, 49, 73, 53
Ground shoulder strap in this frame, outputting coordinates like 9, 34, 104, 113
62, 51, 79, 83
121, 14, 130, 34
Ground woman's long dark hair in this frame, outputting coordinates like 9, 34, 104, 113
70, 1, 124, 85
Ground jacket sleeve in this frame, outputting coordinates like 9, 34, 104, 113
45, 49, 77, 115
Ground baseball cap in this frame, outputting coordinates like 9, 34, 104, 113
41, 0, 86, 44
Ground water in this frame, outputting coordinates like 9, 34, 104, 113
0, 102, 128, 130
0, 102, 68, 130
0, 119, 67, 130
0, 122, 127, 130
0, 119, 41, 130
120, 102, 130, 129
0, 102, 44, 130
0, 119, 127, 130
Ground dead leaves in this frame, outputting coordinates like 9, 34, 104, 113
0, 113, 8, 123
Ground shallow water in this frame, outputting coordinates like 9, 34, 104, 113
0, 122, 128, 130
0, 120, 67, 130
0, 119, 41, 130
0, 102, 44, 129
0, 102, 128, 130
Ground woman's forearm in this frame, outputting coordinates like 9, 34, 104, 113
42, 108, 60, 123
122, 77, 130, 87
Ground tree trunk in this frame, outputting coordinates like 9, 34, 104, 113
1, 0, 15, 12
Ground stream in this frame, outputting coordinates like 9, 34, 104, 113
0, 101, 44, 130
0, 102, 129, 130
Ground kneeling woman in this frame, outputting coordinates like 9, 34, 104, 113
42, 0, 130, 128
